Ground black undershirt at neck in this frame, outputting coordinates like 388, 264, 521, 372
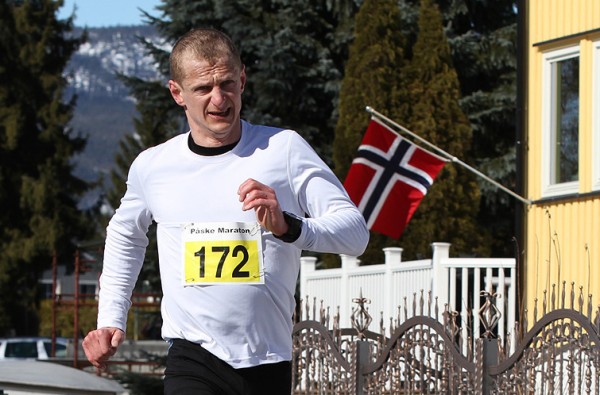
187, 133, 239, 156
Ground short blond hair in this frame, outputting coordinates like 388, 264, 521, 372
169, 28, 242, 83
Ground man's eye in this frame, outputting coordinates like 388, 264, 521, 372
221, 81, 236, 90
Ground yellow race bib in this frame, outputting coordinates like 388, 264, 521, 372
181, 222, 264, 285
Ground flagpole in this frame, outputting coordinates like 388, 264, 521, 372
366, 106, 532, 206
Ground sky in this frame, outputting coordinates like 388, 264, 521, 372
58, 0, 162, 28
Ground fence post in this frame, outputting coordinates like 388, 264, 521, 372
354, 340, 369, 395
482, 338, 498, 394
383, 247, 402, 326
299, 257, 317, 320
431, 242, 451, 306
341, 254, 359, 326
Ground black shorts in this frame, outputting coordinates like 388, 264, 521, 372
164, 338, 291, 395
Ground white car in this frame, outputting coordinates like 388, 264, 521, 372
0, 337, 68, 359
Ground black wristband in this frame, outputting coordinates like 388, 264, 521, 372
273, 211, 303, 243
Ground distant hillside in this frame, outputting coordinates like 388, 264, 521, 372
65, 25, 167, 208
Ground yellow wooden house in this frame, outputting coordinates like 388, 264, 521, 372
522, 0, 600, 316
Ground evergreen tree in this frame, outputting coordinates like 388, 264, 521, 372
398, 0, 487, 258
228, 0, 360, 157
441, 0, 519, 256
332, 0, 491, 263
0, 0, 90, 335
332, 0, 408, 265
400, 0, 519, 255
440, 0, 517, 163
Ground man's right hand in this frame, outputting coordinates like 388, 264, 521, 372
82, 327, 124, 370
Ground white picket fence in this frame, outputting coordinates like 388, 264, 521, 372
299, 242, 517, 352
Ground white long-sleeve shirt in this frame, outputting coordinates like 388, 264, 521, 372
98, 120, 369, 368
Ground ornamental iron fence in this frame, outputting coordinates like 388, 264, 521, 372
291, 283, 600, 394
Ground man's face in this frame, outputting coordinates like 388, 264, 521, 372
169, 55, 246, 146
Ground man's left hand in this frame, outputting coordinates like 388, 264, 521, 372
238, 178, 288, 236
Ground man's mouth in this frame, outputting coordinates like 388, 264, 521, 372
208, 108, 231, 118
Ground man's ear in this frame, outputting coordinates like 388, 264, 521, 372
168, 80, 185, 107
240, 65, 246, 93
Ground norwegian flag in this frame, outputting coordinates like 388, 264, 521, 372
344, 118, 447, 239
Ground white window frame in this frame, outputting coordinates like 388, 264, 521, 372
593, 40, 600, 191
541, 45, 580, 198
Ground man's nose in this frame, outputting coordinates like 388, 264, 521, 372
211, 87, 226, 106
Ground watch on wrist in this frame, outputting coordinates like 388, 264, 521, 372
274, 211, 303, 243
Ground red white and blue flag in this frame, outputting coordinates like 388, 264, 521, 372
344, 118, 447, 239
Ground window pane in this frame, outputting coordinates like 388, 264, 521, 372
5, 341, 38, 358
552, 56, 579, 184
43, 341, 67, 358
